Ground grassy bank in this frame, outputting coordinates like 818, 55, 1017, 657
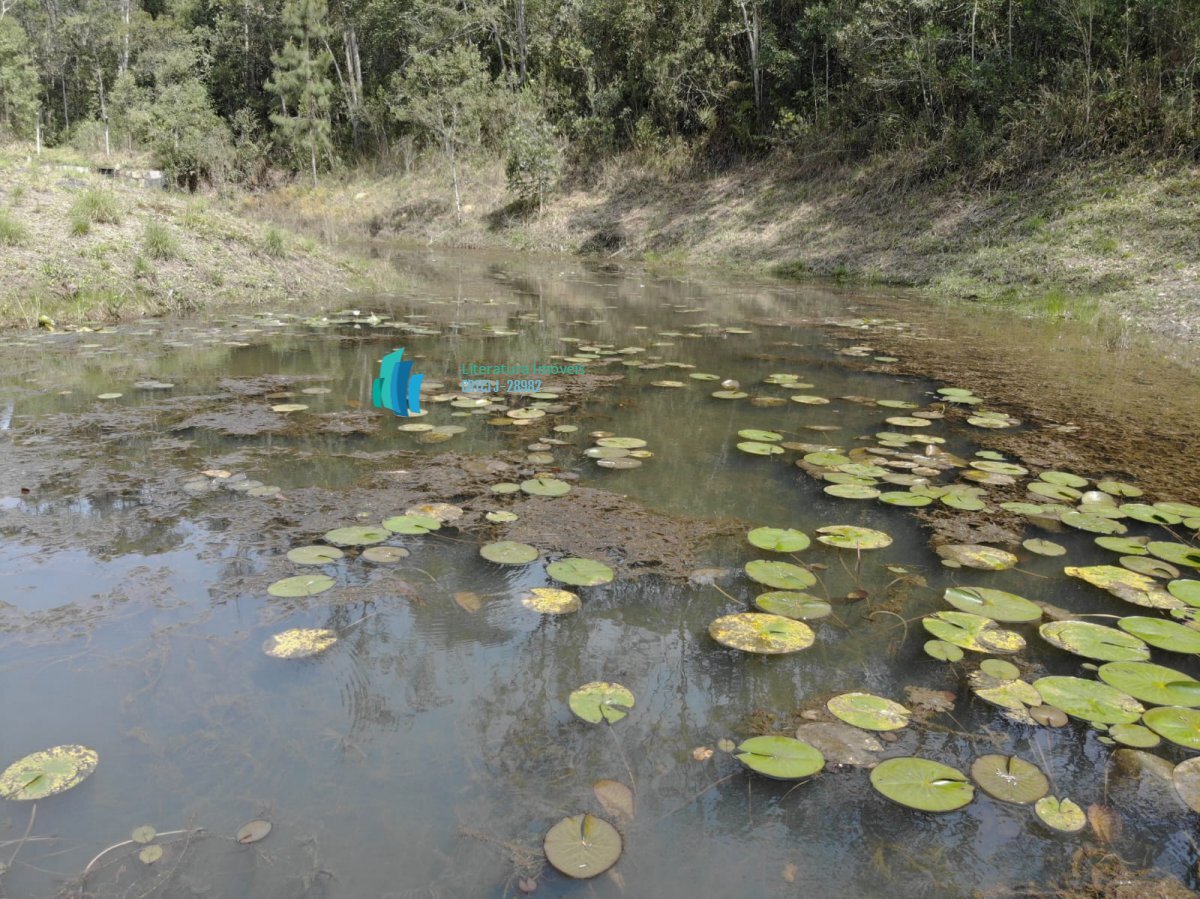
0, 145, 405, 331
255, 151, 1200, 337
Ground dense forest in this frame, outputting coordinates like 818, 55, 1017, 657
0, 0, 1198, 199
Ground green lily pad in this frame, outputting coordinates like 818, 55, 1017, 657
1062, 511, 1127, 535
1097, 661, 1200, 706
1147, 542, 1200, 569
1117, 617, 1200, 654
923, 611, 1026, 653
1168, 580, 1200, 606
735, 736, 824, 779
0, 745, 99, 800
803, 452, 850, 467
713, 390, 748, 399
491, 482, 521, 494
739, 441, 785, 456
547, 557, 614, 586
1121, 503, 1183, 525
1024, 538, 1067, 557
1121, 556, 1180, 579
870, 758, 974, 812
1172, 757, 1200, 813
323, 526, 390, 546
382, 514, 441, 535
754, 591, 832, 620
262, 627, 338, 658
595, 437, 647, 449
879, 491, 933, 507
935, 544, 1019, 570
824, 484, 881, 499
942, 494, 987, 512
981, 659, 1020, 680
944, 586, 1042, 623
738, 429, 783, 442
815, 525, 893, 550
267, 574, 335, 597
480, 541, 540, 565
1096, 536, 1151, 555
924, 639, 964, 662
744, 560, 816, 590
1065, 565, 1180, 609
1035, 796, 1087, 832
827, 692, 911, 731
747, 527, 811, 552
1109, 723, 1161, 747
1032, 676, 1144, 724
1040, 471, 1089, 488
971, 755, 1049, 804
709, 613, 815, 654
521, 478, 571, 497
286, 545, 345, 565
1039, 620, 1149, 662
361, 546, 409, 563
1143, 706, 1200, 749
568, 682, 635, 724
543, 814, 622, 879
1029, 482, 1084, 502
972, 461, 1029, 476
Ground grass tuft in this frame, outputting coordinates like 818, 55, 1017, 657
262, 227, 287, 258
0, 208, 28, 246
70, 190, 122, 226
142, 222, 179, 260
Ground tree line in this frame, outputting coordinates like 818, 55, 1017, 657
0, 0, 1197, 200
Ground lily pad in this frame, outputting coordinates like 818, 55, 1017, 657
944, 586, 1042, 623
794, 722, 883, 767
323, 526, 390, 546
286, 545, 345, 565
1024, 539, 1067, 557
879, 491, 933, 507
1108, 724, 1161, 748
827, 692, 911, 731
521, 587, 581, 615
1032, 676, 1144, 724
0, 745, 99, 800
1065, 565, 1180, 609
480, 541, 540, 565
382, 514, 442, 535
595, 437, 647, 449
262, 628, 338, 659
744, 560, 816, 590
754, 591, 832, 620
870, 757, 974, 812
1035, 796, 1087, 832
547, 557, 614, 586
1147, 542, 1200, 569
139, 845, 163, 865
1096, 536, 1151, 555
980, 659, 1021, 680
1061, 511, 1127, 535
568, 682, 635, 724
1169, 580, 1200, 606
1117, 617, 1200, 654
735, 736, 825, 779
815, 525, 893, 550
236, 819, 272, 844
361, 546, 409, 564
924, 639, 964, 662
543, 814, 622, 879
935, 544, 1019, 570
747, 527, 811, 552
739, 441, 785, 456
971, 755, 1049, 804
1097, 661, 1200, 706
132, 825, 156, 844
824, 484, 881, 499
1143, 706, 1200, 749
709, 613, 815, 653
1039, 620, 1149, 662
267, 574, 335, 597
521, 478, 571, 497
1121, 556, 1180, 579
923, 611, 1026, 653
738, 429, 783, 442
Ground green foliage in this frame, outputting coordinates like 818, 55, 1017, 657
262, 227, 287, 258
132, 255, 155, 279
0, 19, 39, 140
69, 213, 91, 237
0, 207, 27, 246
505, 93, 561, 211
265, 0, 336, 185
70, 191, 122, 226
142, 222, 179, 260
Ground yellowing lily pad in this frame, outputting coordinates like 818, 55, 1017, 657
262, 628, 338, 659
1065, 565, 1181, 609
935, 544, 1018, 570
543, 814, 622, 879
815, 525, 892, 550
0, 745, 99, 800
1035, 796, 1087, 832
1039, 620, 1149, 662
735, 736, 824, 779
827, 692, 911, 731
923, 611, 1026, 653
709, 612, 815, 654
870, 757, 974, 812
521, 587, 581, 615
568, 682, 635, 724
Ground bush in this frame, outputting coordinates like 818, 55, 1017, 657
142, 222, 179, 260
262, 227, 287, 258
505, 96, 561, 211
0, 208, 27, 245
71, 190, 122, 226
69, 213, 91, 236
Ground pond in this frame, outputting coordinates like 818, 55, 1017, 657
1, 248, 1199, 898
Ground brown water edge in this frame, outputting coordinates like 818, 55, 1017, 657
818, 305, 1200, 507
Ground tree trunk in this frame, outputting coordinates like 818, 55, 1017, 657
311, 142, 318, 187
516, 0, 527, 86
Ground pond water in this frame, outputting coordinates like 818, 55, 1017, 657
1, 249, 1199, 898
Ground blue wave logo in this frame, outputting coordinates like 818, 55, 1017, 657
371, 348, 424, 417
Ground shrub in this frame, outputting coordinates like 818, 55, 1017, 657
262, 227, 287, 258
69, 213, 91, 237
142, 222, 179, 260
71, 190, 122, 225
0, 208, 27, 245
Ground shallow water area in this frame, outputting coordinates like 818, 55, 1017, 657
1, 249, 1199, 898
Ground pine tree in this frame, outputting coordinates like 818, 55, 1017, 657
0, 19, 40, 140
265, 0, 335, 186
